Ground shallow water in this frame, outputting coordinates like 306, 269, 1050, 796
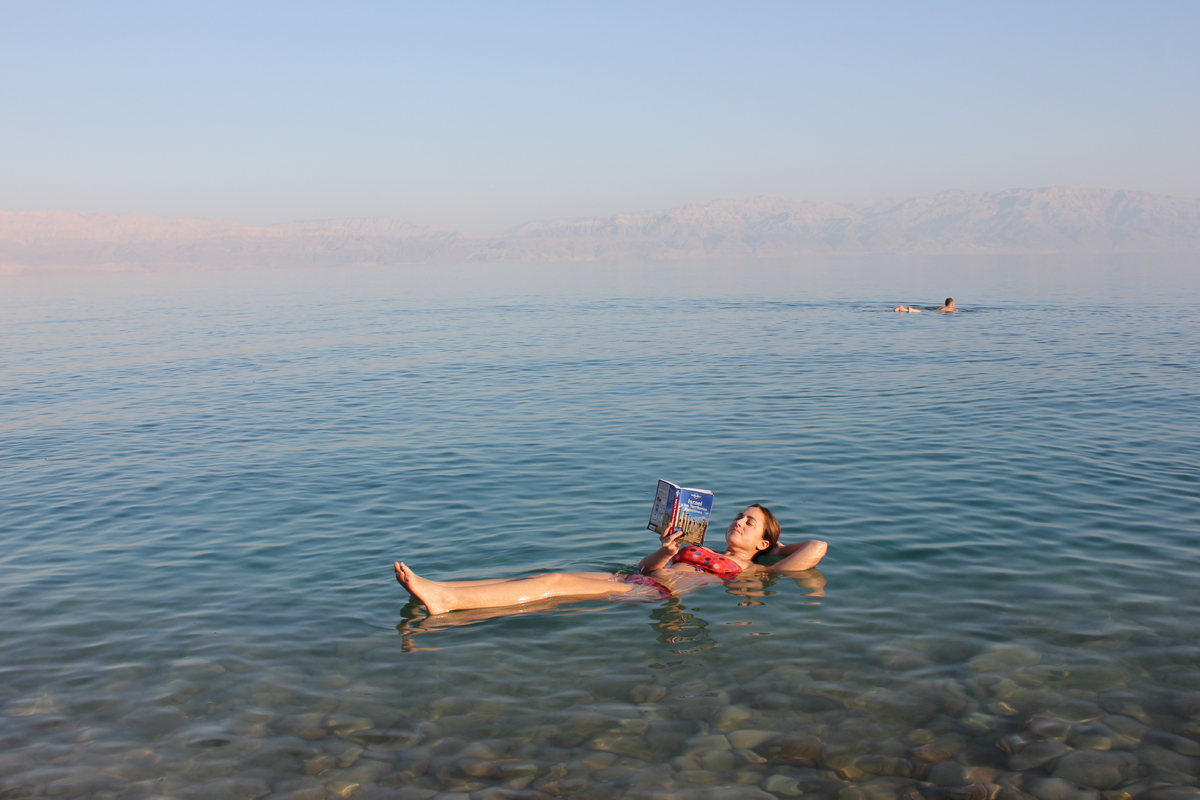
2, 255, 1200, 800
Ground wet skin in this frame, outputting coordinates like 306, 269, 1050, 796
394, 507, 828, 615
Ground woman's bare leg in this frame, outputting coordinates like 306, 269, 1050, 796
435, 572, 612, 587
394, 562, 633, 615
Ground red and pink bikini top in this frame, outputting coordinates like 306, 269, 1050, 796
671, 545, 743, 580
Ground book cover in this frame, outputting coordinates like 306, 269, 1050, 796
647, 480, 714, 547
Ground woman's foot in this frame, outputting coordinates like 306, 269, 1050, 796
394, 562, 455, 615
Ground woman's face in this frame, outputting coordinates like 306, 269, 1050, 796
726, 506, 768, 550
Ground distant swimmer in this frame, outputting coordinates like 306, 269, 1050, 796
893, 305, 923, 313
937, 298, 957, 312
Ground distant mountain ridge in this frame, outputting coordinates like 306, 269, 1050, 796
3, 186, 1198, 274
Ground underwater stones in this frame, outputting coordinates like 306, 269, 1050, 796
183, 757, 239, 781
4, 694, 64, 717
531, 762, 578, 795
120, 705, 188, 736
1063, 665, 1134, 692
911, 745, 953, 765
43, 773, 128, 797
1024, 778, 1100, 800
960, 714, 1003, 735
430, 697, 506, 720
581, 752, 619, 771
345, 729, 423, 752
153, 679, 201, 705
179, 724, 262, 755
563, 711, 618, 735
1143, 731, 1200, 757
171, 658, 228, 676
1070, 736, 1114, 752
643, 720, 695, 753
179, 777, 271, 800
325, 714, 374, 736
735, 748, 768, 766
1143, 789, 1200, 800
712, 705, 756, 731
861, 693, 940, 727
907, 730, 938, 746
1101, 717, 1146, 743
924, 784, 995, 800
277, 714, 328, 741
1008, 740, 1070, 772
856, 756, 925, 779
609, 718, 650, 736
631, 686, 668, 704
1100, 700, 1152, 725
338, 746, 365, 768
868, 644, 936, 672
223, 709, 278, 738
1132, 745, 1199, 775
272, 789, 328, 800
755, 692, 793, 710
820, 747, 868, 781
728, 730, 779, 750
304, 754, 339, 775
265, 776, 327, 800
241, 737, 318, 771
1016, 667, 1070, 685
685, 734, 733, 753
968, 646, 1043, 674
911, 736, 967, 766
695, 749, 739, 773
471, 789, 553, 800
533, 690, 595, 711
1042, 702, 1105, 725
772, 732, 824, 764
792, 692, 847, 714
396, 746, 435, 778
1050, 750, 1139, 789
929, 765, 999, 786
700, 787, 778, 800
970, 679, 1025, 703
587, 733, 648, 758
762, 774, 804, 796
1028, 720, 1073, 742
323, 779, 361, 798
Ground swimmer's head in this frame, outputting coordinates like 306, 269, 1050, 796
944, 298, 953, 306
747, 503, 781, 561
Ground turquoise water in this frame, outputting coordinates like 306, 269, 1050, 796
2, 255, 1199, 800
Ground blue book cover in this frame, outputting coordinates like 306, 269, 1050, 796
647, 479, 714, 547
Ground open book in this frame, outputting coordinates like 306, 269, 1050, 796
647, 480, 714, 547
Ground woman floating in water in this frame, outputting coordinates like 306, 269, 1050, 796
393, 504, 828, 614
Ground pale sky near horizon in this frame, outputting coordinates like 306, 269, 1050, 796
2, 1, 1197, 234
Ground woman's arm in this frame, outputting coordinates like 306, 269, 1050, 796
764, 539, 828, 572
638, 529, 686, 573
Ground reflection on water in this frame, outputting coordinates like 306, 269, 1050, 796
2, 256, 1199, 800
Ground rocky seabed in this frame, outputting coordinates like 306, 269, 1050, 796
6, 641, 1200, 800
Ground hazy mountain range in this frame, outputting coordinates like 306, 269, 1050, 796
3, 186, 1199, 274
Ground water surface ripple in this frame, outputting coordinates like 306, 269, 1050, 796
2, 257, 1199, 800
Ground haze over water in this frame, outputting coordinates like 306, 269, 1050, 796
2, 255, 1199, 800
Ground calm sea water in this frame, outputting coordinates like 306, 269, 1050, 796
2, 255, 1199, 800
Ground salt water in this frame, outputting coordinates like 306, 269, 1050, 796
2, 255, 1199, 800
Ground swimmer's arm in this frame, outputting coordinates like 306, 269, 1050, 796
763, 539, 828, 572
637, 529, 685, 573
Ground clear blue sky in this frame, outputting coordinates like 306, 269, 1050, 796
2, 1, 1197, 233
